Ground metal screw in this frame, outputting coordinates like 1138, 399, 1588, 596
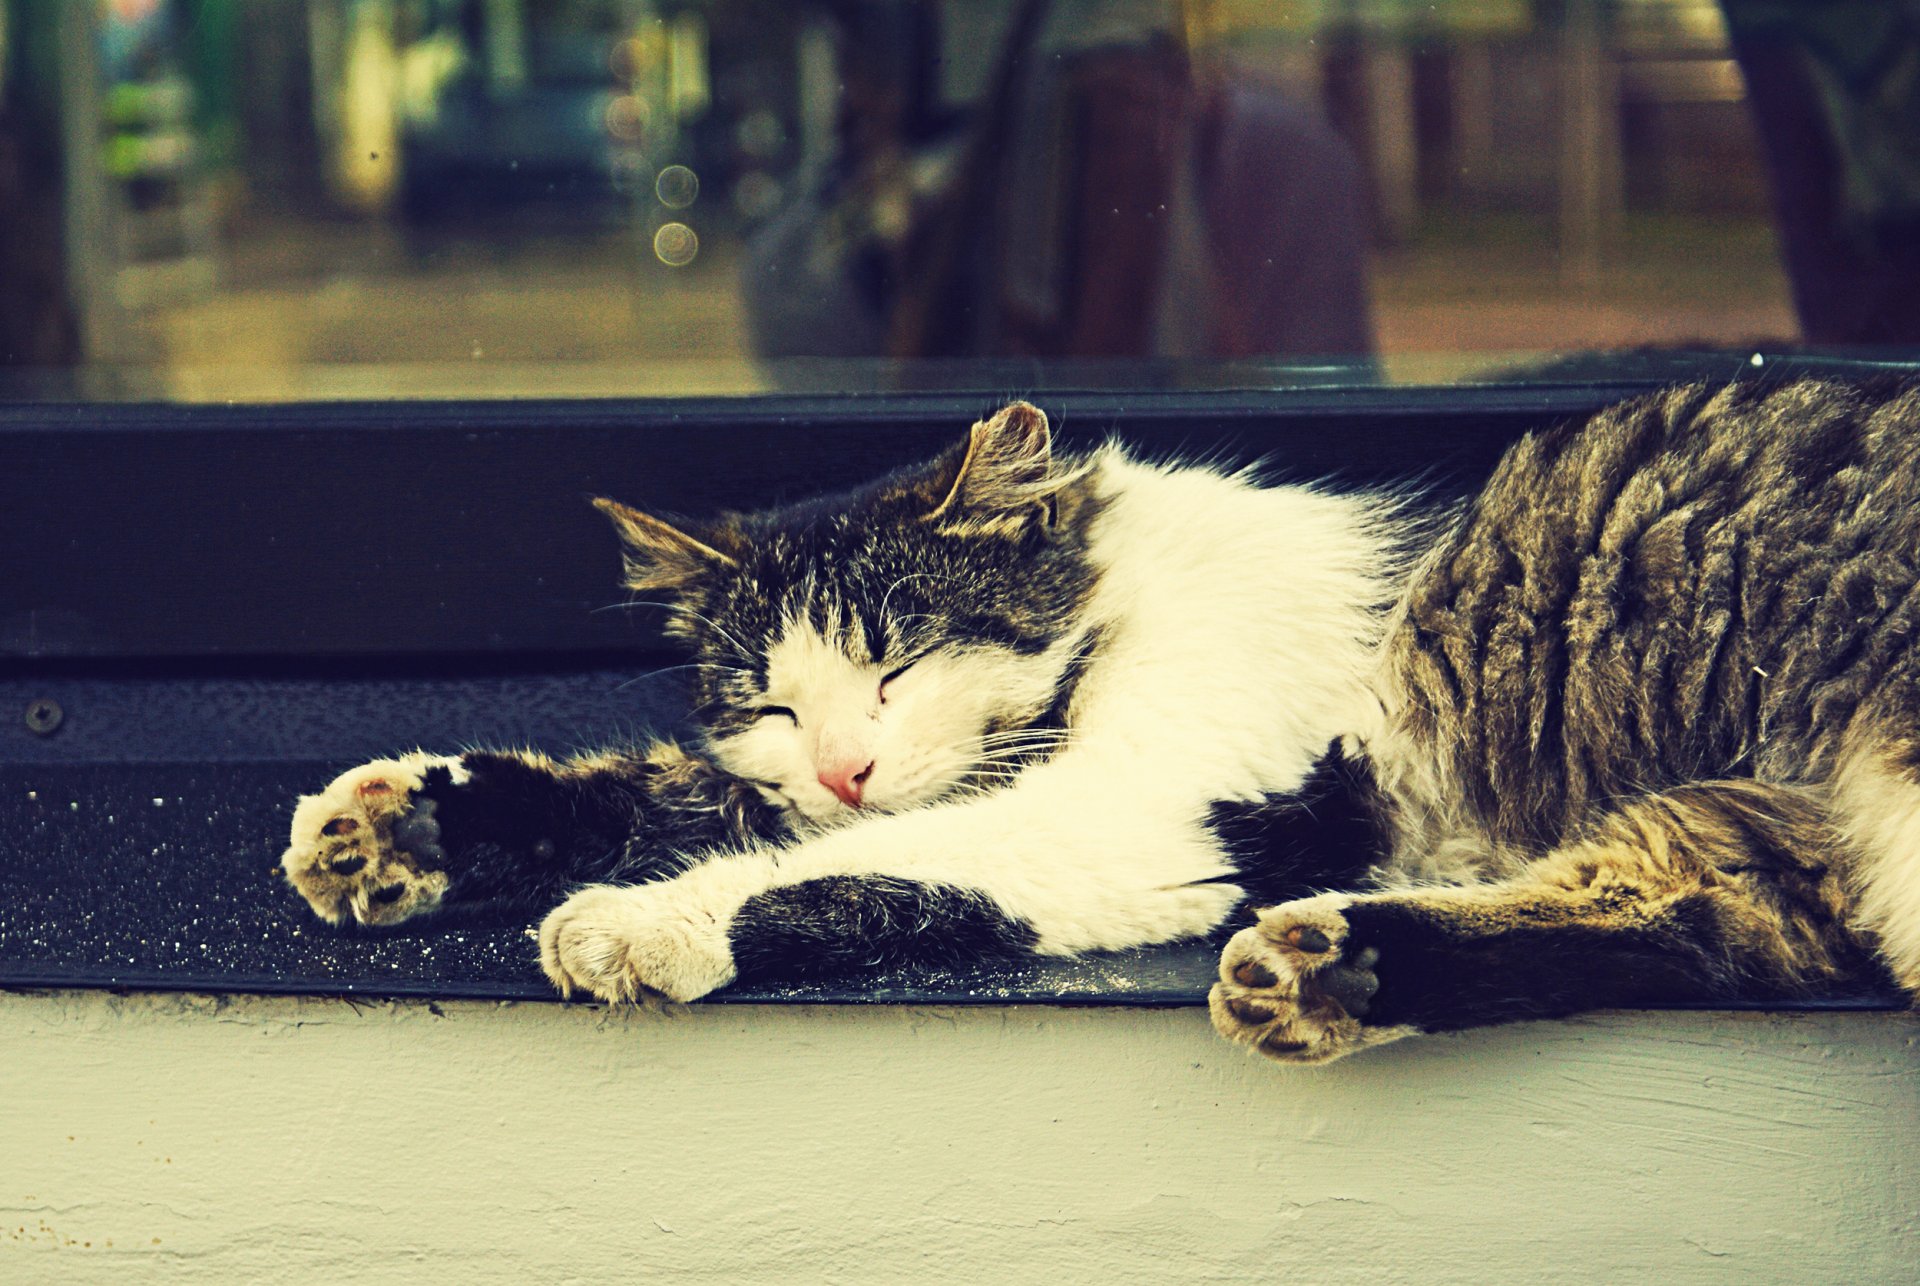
25, 698, 63, 736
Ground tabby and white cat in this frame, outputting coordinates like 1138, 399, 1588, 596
282, 381, 1917, 1062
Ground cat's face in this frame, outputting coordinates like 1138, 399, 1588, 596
600, 404, 1101, 824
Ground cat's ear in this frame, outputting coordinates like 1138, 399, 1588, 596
592, 497, 739, 591
925, 401, 1067, 533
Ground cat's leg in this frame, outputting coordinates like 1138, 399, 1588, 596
533, 746, 1395, 1002
280, 741, 788, 927
1210, 779, 1881, 1063
541, 873, 1048, 1001
534, 755, 1285, 1002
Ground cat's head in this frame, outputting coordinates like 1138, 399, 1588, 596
597, 403, 1103, 824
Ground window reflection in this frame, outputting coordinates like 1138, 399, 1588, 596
0, 0, 1914, 398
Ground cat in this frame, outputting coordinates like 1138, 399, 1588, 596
280, 400, 1407, 997
280, 381, 1916, 1063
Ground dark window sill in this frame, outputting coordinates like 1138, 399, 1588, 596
5, 374, 1911, 1013
0, 754, 1900, 1011
2, 752, 1236, 1006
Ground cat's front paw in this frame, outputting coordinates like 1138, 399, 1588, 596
538, 883, 738, 1004
1208, 894, 1413, 1064
282, 755, 463, 927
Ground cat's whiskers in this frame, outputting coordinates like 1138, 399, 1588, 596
976, 733, 1074, 753
680, 692, 735, 723
595, 598, 758, 662
878, 571, 959, 625
973, 750, 1063, 771
611, 661, 752, 693
975, 733, 1076, 762
885, 612, 940, 635
975, 729, 1082, 752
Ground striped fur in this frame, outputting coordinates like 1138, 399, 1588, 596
1216, 378, 1920, 1061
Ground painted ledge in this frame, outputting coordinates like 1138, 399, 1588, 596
5, 991, 1919, 1285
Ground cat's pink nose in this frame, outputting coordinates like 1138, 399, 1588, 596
819, 761, 874, 808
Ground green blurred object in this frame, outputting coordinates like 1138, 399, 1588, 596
178, 0, 239, 169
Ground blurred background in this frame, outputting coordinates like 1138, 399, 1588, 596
2, 0, 1916, 400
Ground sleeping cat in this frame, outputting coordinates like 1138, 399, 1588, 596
282, 399, 1402, 993
281, 382, 1916, 1062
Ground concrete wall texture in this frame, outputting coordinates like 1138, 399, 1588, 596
4, 991, 1917, 1284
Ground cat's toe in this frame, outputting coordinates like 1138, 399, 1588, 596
1209, 893, 1408, 1064
537, 884, 737, 1004
282, 756, 458, 927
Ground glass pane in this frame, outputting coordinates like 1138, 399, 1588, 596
2, 0, 1916, 399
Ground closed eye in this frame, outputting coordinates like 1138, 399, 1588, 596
756, 705, 798, 725
879, 660, 916, 702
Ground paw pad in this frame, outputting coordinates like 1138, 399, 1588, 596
1225, 997, 1277, 1026
1208, 894, 1403, 1065
1231, 960, 1277, 988
1283, 924, 1331, 953
282, 757, 456, 928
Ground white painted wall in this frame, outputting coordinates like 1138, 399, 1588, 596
4, 992, 1917, 1284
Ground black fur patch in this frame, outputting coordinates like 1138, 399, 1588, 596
1008, 626, 1104, 750
408, 750, 788, 918
407, 756, 619, 913
1341, 894, 1743, 1032
1206, 743, 1392, 911
728, 876, 1040, 985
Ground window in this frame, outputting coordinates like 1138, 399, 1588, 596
4, 0, 1913, 1004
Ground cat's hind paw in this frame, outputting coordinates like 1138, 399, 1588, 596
282, 755, 460, 927
537, 882, 738, 1004
1208, 894, 1413, 1064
